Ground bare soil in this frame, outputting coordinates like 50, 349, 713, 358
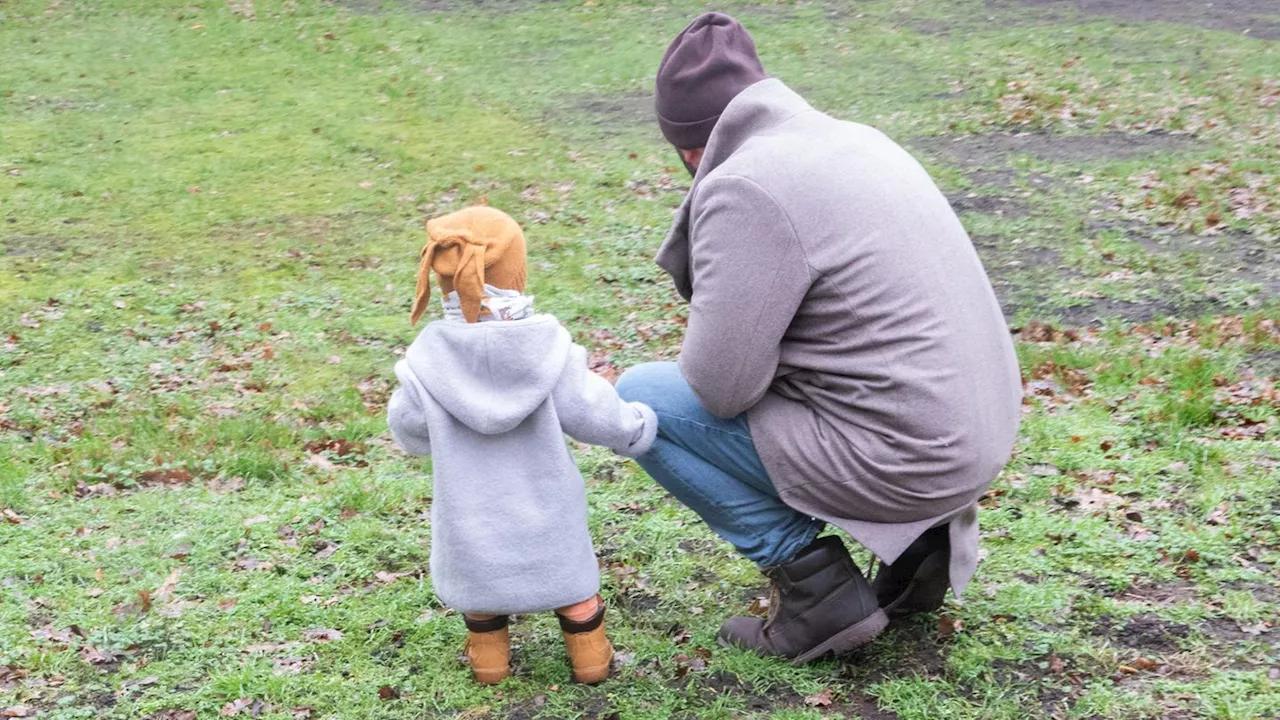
914, 132, 1199, 177
1005, 0, 1280, 40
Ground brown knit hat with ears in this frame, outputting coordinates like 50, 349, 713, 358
655, 12, 767, 150
410, 206, 528, 325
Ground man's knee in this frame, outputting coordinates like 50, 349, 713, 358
616, 362, 694, 418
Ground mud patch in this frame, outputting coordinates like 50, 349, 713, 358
2, 235, 68, 257
1102, 614, 1191, 653
915, 131, 1198, 178
547, 91, 654, 133
701, 671, 900, 719
1244, 350, 1280, 380
948, 192, 1029, 218
1132, 230, 1280, 297
1002, 0, 1280, 40
337, 0, 555, 14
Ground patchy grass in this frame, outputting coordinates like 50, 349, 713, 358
2, 0, 1278, 718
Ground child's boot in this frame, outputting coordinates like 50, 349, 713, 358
463, 615, 511, 684
558, 597, 613, 685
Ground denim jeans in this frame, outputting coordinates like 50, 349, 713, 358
616, 362, 824, 567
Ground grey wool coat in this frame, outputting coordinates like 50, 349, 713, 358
387, 315, 658, 615
657, 79, 1022, 596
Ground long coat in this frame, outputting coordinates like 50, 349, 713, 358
656, 79, 1022, 594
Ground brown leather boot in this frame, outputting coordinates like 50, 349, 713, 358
871, 525, 950, 618
559, 602, 613, 685
718, 536, 888, 665
463, 615, 511, 685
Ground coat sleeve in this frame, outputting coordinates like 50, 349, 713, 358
553, 344, 659, 458
680, 175, 813, 419
386, 361, 432, 456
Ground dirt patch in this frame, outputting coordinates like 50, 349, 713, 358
701, 671, 900, 719
2, 235, 68, 257
915, 132, 1198, 177
1002, 0, 1280, 40
1111, 580, 1200, 607
1054, 297, 1187, 327
1244, 350, 1280, 380
1103, 614, 1191, 654
337, 0, 555, 14
948, 192, 1029, 218
546, 91, 654, 133
1133, 230, 1280, 297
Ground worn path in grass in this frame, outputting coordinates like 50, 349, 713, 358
2, 0, 1278, 718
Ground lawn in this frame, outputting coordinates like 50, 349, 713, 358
1, 0, 1278, 718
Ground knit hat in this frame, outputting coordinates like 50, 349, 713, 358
410, 206, 528, 325
654, 12, 767, 150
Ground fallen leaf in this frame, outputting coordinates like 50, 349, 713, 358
1048, 654, 1065, 673
305, 454, 336, 472
803, 689, 834, 707
1, 707, 36, 718
1, 509, 23, 525
155, 567, 182, 601
937, 615, 964, 641
220, 698, 254, 716
79, 645, 116, 665
747, 596, 770, 616
378, 685, 400, 701
301, 628, 343, 643
1131, 657, 1160, 671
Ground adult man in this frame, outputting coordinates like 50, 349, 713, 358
615, 12, 1022, 663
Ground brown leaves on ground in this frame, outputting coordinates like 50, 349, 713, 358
1, 508, 24, 524
301, 628, 343, 643
672, 647, 712, 679
304, 438, 366, 469
803, 688, 834, 707
1, 707, 37, 718
938, 615, 964, 641
147, 711, 196, 720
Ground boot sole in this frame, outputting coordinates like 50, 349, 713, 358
883, 549, 950, 618
792, 608, 889, 666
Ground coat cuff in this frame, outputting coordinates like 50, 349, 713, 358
621, 402, 659, 458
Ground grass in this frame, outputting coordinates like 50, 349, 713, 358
2, 0, 1279, 718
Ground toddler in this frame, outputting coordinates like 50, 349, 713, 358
387, 206, 657, 684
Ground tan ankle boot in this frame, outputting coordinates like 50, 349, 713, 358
463, 615, 511, 685
559, 603, 613, 685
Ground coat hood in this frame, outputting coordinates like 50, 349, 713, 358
656, 79, 815, 300
399, 315, 572, 435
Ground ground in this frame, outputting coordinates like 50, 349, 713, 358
1, 0, 1278, 718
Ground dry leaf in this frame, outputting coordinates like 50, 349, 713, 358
803, 689, 834, 707
1, 509, 23, 525
2, 707, 36, 718
301, 628, 343, 643
937, 615, 964, 640
378, 685, 400, 701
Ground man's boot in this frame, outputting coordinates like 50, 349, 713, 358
717, 535, 888, 665
871, 525, 950, 617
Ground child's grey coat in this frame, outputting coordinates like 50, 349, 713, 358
388, 314, 657, 615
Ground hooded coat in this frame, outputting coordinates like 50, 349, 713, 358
657, 78, 1022, 595
387, 315, 658, 615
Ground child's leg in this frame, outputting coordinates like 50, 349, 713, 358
556, 596, 602, 622
463, 614, 511, 685
557, 595, 613, 685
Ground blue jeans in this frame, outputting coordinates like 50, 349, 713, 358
616, 362, 824, 567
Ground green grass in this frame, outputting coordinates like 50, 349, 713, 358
2, 0, 1279, 718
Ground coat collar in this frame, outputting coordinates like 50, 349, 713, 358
655, 79, 815, 300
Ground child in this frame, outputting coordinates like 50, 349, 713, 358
386, 206, 657, 685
